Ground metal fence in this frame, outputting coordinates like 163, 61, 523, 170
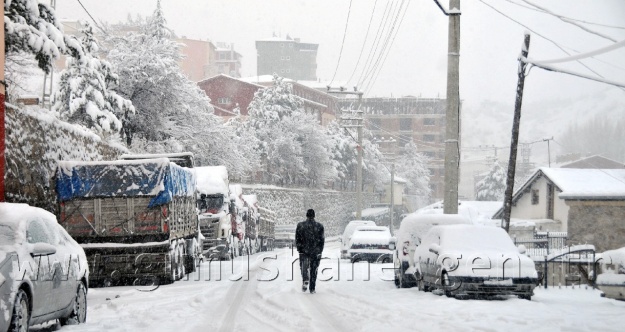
513, 231, 568, 257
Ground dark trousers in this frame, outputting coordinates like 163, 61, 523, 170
300, 253, 321, 291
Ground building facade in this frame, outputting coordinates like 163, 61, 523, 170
197, 75, 264, 118
256, 36, 318, 81
338, 97, 448, 201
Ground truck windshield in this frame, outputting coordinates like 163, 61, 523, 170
197, 195, 224, 213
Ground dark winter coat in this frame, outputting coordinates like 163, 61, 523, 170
295, 218, 325, 256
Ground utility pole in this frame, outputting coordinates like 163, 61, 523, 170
543, 137, 553, 167
331, 87, 364, 219
503, 33, 531, 233
435, 0, 461, 214
376, 136, 397, 234
1, 1, 6, 202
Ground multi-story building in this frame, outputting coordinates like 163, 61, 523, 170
338, 97, 449, 201
256, 36, 318, 81
198, 74, 338, 125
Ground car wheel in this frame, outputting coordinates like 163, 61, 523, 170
60, 281, 87, 325
417, 273, 429, 292
394, 273, 400, 288
519, 294, 532, 301
9, 289, 29, 332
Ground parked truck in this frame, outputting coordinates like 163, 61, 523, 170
242, 195, 276, 253
194, 166, 234, 260
56, 158, 199, 286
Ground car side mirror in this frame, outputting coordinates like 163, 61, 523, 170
30, 243, 57, 256
389, 237, 397, 250
518, 244, 527, 255
429, 243, 440, 255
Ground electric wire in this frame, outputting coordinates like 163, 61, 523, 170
356, 0, 395, 89
551, 139, 625, 186
345, 0, 379, 88
329, 0, 354, 86
504, 0, 625, 30
364, 0, 411, 95
76, 0, 107, 34
477, 0, 614, 86
360, 0, 405, 93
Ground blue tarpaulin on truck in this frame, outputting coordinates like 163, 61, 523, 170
56, 158, 196, 208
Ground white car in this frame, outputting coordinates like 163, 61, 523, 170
347, 226, 393, 263
393, 213, 472, 288
340, 220, 376, 259
414, 224, 538, 300
596, 247, 625, 301
0, 203, 89, 331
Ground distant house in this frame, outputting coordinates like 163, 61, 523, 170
559, 155, 624, 169
197, 74, 264, 119
493, 168, 625, 251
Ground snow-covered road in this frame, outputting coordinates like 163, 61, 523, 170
40, 241, 624, 332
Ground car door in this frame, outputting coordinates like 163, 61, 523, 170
49, 223, 77, 311
25, 218, 54, 318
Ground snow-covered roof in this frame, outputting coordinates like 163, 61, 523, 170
436, 224, 517, 252
541, 168, 625, 199
194, 166, 229, 196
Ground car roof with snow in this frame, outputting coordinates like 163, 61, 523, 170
350, 226, 391, 244
396, 213, 472, 245
423, 224, 517, 252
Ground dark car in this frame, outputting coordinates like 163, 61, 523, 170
0, 203, 89, 331
205, 244, 231, 261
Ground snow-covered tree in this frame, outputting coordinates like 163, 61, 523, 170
53, 23, 134, 135
244, 74, 336, 187
475, 159, 506, 201
325, 121, 358, 190
4, 0, 86, 73
395, 140, 431, 199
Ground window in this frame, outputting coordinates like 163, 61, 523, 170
281, 56, 285, 60
281, 43, 285, 47
219, 53, 227, 60
217, 97, 231, 105
286, 56, 291, 60
423, 134, 436, 142
27, 219, 51, 244
399, 119, 412, 131
424, 118, 435, 126
531, 189, 539, 205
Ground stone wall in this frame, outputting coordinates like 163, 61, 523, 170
4, 104, 126, 212
567, 200, 625, 252
241, 185, 381, 237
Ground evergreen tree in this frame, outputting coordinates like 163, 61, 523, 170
475, 159, 506, 201
4, 0, 86, 73
395, 140, 432, 199
54, 23, 134, 135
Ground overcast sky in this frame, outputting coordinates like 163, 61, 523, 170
55, 0, 625, 109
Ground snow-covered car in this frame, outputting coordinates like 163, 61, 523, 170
596, 247, 625, 301
0, 203, 89, 331
205, 244, 231, 261
348, 226, 393, 263
393, 213, 472, 288
414, 224, 537, 300
340, 220, 376, 259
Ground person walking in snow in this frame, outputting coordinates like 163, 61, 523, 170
295, 209, 325, 294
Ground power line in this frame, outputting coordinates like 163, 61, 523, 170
356, 0, 395, 89
76, 0, 107, 34
477, 0, 614, 86
504, 0, 625, 30
329, 0, 354, 86
520, 0, 617, 43
360, 0, 406, 93
346, 0, 379, 87
364, 0, 410, 95
551, 139, 625, 186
